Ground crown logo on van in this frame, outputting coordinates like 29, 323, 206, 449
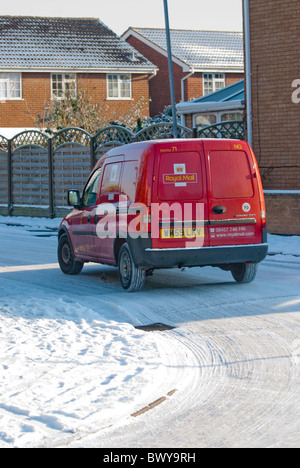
162, 163, 198, 186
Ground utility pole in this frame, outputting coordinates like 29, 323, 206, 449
163, 0, 178, 138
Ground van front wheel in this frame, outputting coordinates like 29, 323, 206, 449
231, 263, 258, 283
118, 243, 146, 292
58, 234, 83, 275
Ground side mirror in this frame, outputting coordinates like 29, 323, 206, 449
68, 190, 81, 207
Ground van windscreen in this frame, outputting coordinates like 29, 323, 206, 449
158, 151, 203, 201
210, 150, 254, 199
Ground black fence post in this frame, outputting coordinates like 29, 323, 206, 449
192, 127, 198, 138
7, 139, 13, 216
90, 135, 95, 171
48, 137, 55, 218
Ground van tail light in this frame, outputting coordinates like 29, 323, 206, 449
261, 209, 266, 228
248, 145, 267, 231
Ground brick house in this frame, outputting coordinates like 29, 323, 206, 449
0, 16, 157, 137
243, 0, 300, 234
122, 28, 244, 117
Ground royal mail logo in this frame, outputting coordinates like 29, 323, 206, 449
163, 163, 197, 186
163, 173, 197, 184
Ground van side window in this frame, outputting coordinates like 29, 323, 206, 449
100, 162, 122, 202
120, 161, 138, 201
82, 168, 102, 207
210, 151, 254, 199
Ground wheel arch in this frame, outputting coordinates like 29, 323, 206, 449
113, 235, 127, 265
58, 225, 76, 258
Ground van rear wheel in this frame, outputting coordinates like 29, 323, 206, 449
118, 243, 146, 292
231, 263, 258, 283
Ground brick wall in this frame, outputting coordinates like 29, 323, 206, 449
265, 193, 300, 235
77, 73, 150, 119
0, 73, 50, 128
249, 0, 300, 191
0, 72, 150, 129
249, 0, 300, 234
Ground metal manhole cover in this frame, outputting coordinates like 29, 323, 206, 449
135, 323, 175, 332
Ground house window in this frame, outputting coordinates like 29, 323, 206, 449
195, 114, 217, 129
203, 73, 225, 95
221, 112, 243, 122
107, 74, 132, 99
0, 73, 21, 99
51, 74, 76, 99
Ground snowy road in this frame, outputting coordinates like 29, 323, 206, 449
0, 217, 299, 448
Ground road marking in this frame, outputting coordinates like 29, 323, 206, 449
131, 389, 177, 418
0, 263, 59, 273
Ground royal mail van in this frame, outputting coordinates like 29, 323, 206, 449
58, 139, 268, 291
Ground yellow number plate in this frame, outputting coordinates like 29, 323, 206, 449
161, 227, 204, 239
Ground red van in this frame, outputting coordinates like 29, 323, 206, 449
58, 139, 268, 291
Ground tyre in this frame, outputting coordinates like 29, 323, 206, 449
118, 243, 146, 292
58, 234, 83, 275
231, 263, 258, 283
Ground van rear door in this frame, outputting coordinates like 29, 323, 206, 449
151, 140, 209, 249
204, 140, 262, 246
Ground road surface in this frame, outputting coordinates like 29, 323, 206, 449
0, 221, 299, 448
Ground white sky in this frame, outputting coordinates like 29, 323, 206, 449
0, 0, 243, 36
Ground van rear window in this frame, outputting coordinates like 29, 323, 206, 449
210, 150, 254, 199
158, 152, 203, 201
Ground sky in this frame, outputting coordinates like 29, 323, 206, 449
0, 0, 243, 36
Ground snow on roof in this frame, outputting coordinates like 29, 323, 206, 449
0, 16, 156, 71
124, 28, 244, 71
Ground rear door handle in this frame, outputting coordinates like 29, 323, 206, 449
212, 205, 226, 215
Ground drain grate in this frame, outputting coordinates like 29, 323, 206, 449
135, 323, 175, 332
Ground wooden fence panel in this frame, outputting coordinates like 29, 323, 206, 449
0, 150, 8, 214
12, 146, 49, 208
53, 143, 91, 212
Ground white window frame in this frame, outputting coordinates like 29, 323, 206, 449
0, 73, 22, 100
107, 74, 132, 100
203, 73, 225, 96
194, 113, 217, 130
193, 110, 243, 128
51, 73, 77, 100
220, 111, 243, 122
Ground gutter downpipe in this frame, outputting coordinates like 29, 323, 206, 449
163, 0, 178, 138
243, 0, 253, 146
180, 68, 195, 126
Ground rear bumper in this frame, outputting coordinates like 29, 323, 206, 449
127, 238, 269, 270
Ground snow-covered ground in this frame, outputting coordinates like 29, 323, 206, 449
0, 216, 299, 448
